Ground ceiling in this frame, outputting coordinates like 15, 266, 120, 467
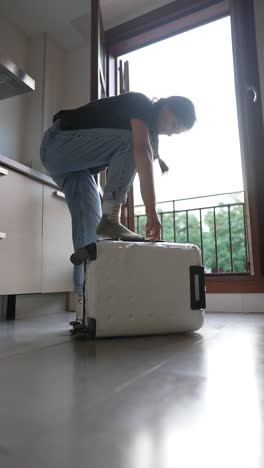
0, 0, 172, 50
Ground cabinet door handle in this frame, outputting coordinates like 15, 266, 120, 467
247, 86, 258, 103
54, 190, 65, 199
0, 167, 8, 176
0, 232, 6, 239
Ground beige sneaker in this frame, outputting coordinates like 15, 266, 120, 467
75, 294, 83, 322
96, 214, 145, 241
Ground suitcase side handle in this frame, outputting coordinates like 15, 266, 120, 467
190, 266, 206, 310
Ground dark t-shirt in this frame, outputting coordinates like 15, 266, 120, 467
53, 92, 155, 132
52, 92, 168, 172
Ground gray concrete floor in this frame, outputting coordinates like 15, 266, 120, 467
0, 312, 264, 468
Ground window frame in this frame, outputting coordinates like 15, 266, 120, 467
104, 0, 264, 293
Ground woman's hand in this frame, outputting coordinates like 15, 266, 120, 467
146, 210, 162, 241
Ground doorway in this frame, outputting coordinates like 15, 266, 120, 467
120, 17, 247, 274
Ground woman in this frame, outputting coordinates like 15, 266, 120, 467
40, 92, 196, 319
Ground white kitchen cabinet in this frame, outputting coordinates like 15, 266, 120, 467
41, 186, 73, 293
0, 167, 42, 294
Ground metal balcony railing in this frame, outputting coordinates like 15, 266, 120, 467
134, 192, 249, 274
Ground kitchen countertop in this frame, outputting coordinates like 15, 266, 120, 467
0, 153, 58, 188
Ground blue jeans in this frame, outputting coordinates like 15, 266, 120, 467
40, 122, 136, 295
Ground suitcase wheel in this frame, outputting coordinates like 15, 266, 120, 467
69, 319, 97, 340
69, 320, 81, 327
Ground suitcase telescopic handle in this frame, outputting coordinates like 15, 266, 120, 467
190, 266, 206, 310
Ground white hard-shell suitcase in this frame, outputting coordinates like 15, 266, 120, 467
70, 241, 206, 338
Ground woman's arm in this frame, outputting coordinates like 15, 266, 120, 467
130, 118, 161, 240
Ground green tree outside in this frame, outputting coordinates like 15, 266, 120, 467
135, 202, 248, 273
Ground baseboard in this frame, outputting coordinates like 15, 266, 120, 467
206, 293, 264, 313
15, 293, 69, 320
0, 296, 7, 320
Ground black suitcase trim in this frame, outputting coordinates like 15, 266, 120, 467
190, 266, 206, 310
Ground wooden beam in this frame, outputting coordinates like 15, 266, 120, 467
230, 0, 264, 277
106, 0, 229, 56
206, 276, 264, 294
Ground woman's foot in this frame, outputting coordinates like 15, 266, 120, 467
75, 294, 83, 321
96, 215, 145, 241
69, 295, 83, 327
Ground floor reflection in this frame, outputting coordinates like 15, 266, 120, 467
126, 329, 262, 468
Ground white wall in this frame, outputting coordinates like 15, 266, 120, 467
43, 38, 67, 131
0, 15, 28, 67
0, 11, 91, 171
63, 45, 91, 109
22, 34, 67, 171
0, 15, 68, 171
22, 35, 90, 172
0, 16, 29, 161
22, 34, 45, 169
207, 294, 264, 313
